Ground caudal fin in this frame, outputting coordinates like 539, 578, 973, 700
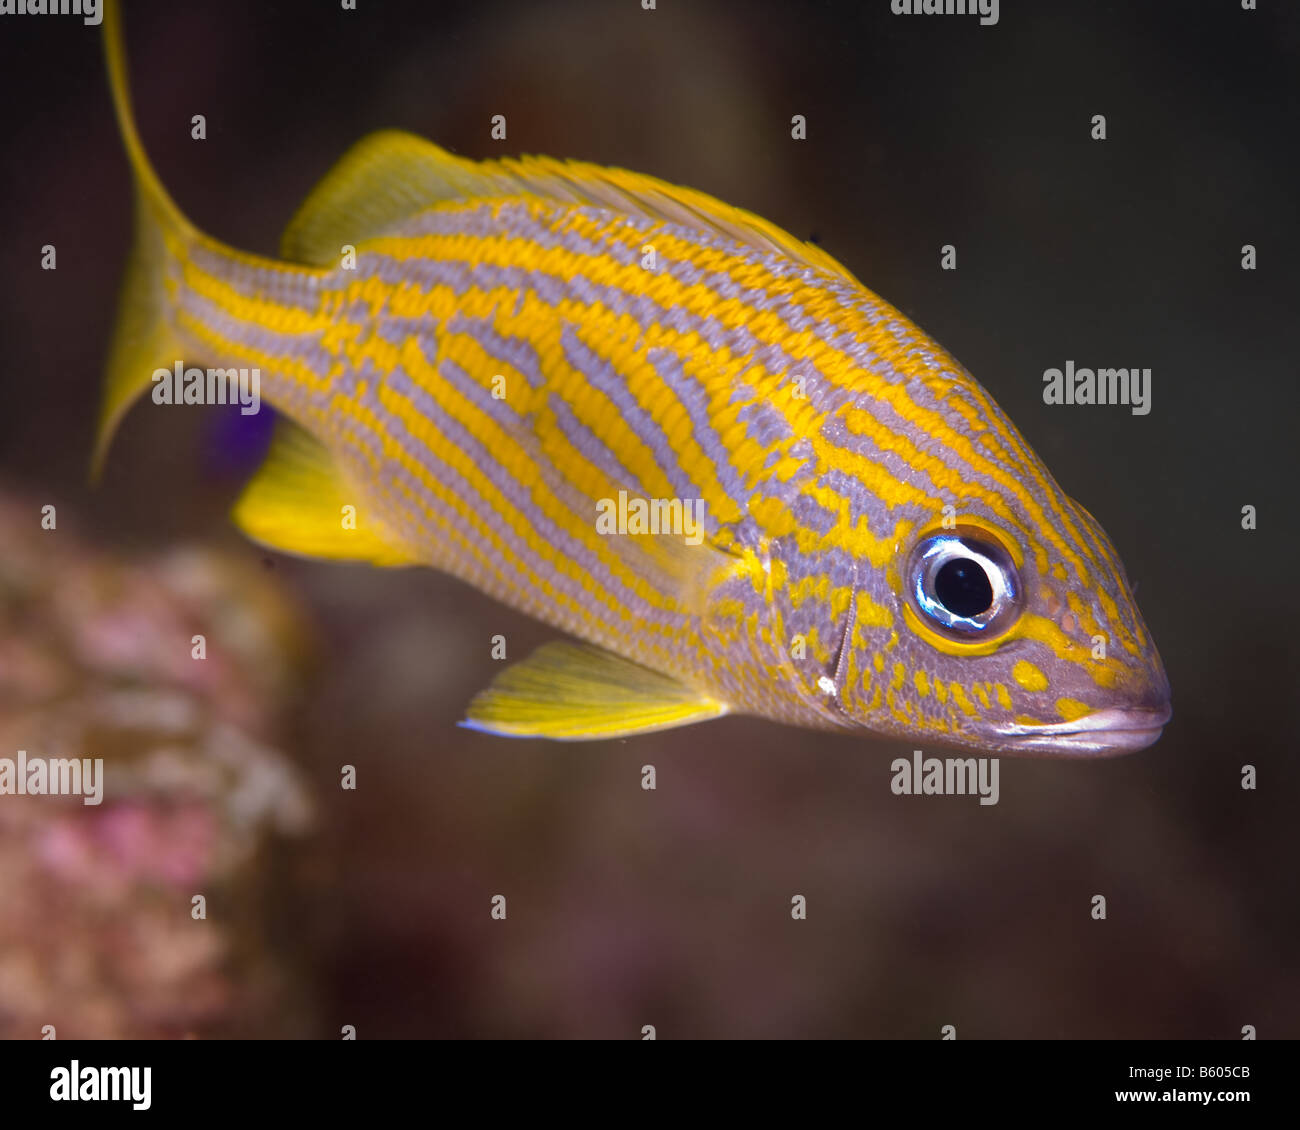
93, 0, 198, 479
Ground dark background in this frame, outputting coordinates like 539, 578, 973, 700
0, 0, 1296, 1038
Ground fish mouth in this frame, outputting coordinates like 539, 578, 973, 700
989, 704, 1173, 757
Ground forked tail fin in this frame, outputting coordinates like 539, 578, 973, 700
93, 0, 199, 479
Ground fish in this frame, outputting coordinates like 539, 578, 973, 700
94, 2, 1170, 755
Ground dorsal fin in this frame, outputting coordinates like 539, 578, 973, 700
280, 130, 501, 263
281, 129, 859, 282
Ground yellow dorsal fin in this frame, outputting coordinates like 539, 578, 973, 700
280, 130, 491, 264
281, 129, 858, 282
461, 641, 728, 741
232, 418, 413, 566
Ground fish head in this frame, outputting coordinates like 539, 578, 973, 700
882, 502, 1171, 756
771, 380, 1170, 757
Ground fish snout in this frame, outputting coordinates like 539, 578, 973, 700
989, 653, 1172, 756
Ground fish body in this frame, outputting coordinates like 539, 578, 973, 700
96, 3, 1169, 753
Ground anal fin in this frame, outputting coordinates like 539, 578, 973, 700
461, 641, 727, 741
232, 419, 413, 566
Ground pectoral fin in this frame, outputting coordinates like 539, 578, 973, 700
461, 640, 728, 740
232, 419, 413, 565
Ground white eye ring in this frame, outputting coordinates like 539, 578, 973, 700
907, 529, 1021, 638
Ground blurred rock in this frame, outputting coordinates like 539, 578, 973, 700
0, 494, 314, 1039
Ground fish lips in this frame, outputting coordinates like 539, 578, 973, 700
989, 703, 1173, 757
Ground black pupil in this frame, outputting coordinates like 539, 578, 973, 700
934, 558, 994, 618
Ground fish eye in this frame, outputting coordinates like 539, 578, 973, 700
907, 530, 1021, 639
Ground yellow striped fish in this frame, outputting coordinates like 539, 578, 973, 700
96, 4, 1169, 754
